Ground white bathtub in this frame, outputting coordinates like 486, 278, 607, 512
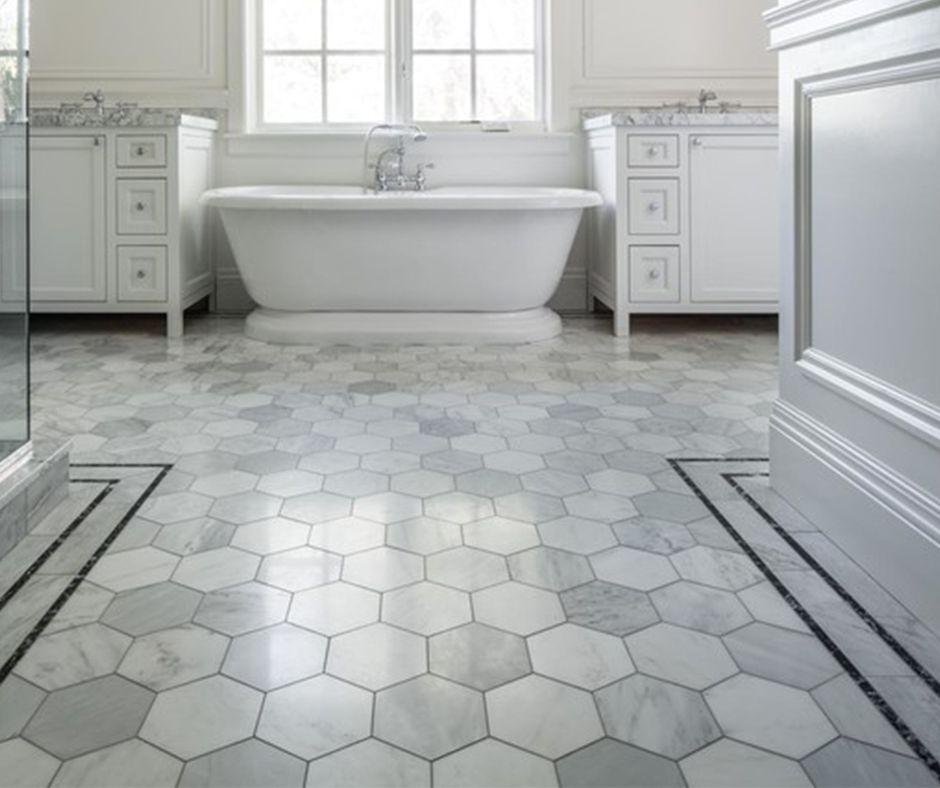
202, 185, 602, 344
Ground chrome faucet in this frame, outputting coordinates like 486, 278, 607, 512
83, 89, 106, 117
697, 89, 718, 113
363, 124, 433, 192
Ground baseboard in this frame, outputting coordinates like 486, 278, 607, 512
771, 400, 940, 635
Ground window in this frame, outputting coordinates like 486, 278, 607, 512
256, 0, 543, 128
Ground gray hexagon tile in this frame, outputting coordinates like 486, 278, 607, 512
375, 675, 486, 760
172, 547, 260, 592
561, 581, 660, 636
230, 516, 310, 555
680, 739, 811, 788
118, 625, 228, 691
180, 740, 304, 788
463, 516, 540, 555
343, 547, 424, 591
193, 582, 291, 636
557, 739, 684, 788
101, 582, 202, 637
596, 675, 722, 759
257, 546, 342, 591
430, 623, 531, 691
308, 516, 385, 555
52, 740, 182, 788
387, 517, 462, 555
626, 623, 738, 690
590, 547, 679, 591
473, 582, 565, 635
650, 581, 752, 635
538, 516, 617, 555
15, 623, 131, 690
426, 547, 509, 591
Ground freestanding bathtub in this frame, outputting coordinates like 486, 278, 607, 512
201, 186, 602, 345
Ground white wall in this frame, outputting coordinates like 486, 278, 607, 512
30, 0, 776, 311
768, 0, 940, 634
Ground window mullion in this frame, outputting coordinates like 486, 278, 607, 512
321, 0, 329, 123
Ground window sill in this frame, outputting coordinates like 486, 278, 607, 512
223, 129, 576, 158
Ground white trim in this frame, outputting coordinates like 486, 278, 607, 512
764, 0, 940, 50
772, 399, 940, 549
797, 351, 940, 449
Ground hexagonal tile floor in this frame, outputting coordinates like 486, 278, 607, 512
1, 315, 937, 787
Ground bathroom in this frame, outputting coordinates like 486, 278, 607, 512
1, 0, 939, 786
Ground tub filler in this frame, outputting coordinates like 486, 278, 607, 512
202, 186, 602, 345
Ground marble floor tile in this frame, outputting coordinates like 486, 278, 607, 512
50, 739, 182, 788
180, 739, 305, 788
429, 622, 531, 691
801, 738, 935, 788
305, 739, 430, 788
374, 675, 486, 759
560, 581, 659, 636
680, 739, 811, 788
382, 582, 472, 635
288, 581, 380, 635
487, 675, 604, 759
529, 623, 635, 689
327, 623, 426, 689
434, 740, 558, 788
625, 623, 738, 690
222, 623, 326, 690
117, 624, 228, 691
473, 582, 566, 636
557, 739, 684, 788
139, 675, 262, 760
15, 623, 131, 690
256, 675, 372, 760
0, 739, 61, 788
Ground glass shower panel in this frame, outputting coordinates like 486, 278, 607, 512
0, 0, 29, 468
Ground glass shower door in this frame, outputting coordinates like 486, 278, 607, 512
0, 0, 29, 471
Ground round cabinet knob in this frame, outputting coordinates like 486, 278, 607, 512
136, 202, 146, 212
647, 202, 659, 213
136, 146, 146, 156
646, 147, 657, 158
648, 269, 661, 280
136, 270, 147, 280
692, 137, 703, 146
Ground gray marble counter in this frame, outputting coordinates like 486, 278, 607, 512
583, 108, 778, 130
30, 107, 219, 130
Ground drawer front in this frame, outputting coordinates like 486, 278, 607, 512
628, 135, 679, 168
117, 179, 167, 235
628, 178, 680, 235
629, 247, 680, 303
116, 135, 167, 168
118, 246, 168, 302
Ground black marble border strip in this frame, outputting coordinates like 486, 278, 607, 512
0, 463, 172, 685
670, 458, 940, 781
725, 471, 940, 699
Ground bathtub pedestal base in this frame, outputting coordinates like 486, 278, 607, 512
245, 307, 563, 345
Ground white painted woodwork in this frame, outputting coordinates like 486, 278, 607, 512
117, 246, 168, 303
117, 179, 168, 236
628, 179, 680, 236
768, 0, 940, 635
629, 247, 680, 303
627, 135, 680, 168
116, 135, 168, 168
29, 136, 107, 302
689, 135, 779, 303
25, 121, 217, 336
587, 124, 779, 335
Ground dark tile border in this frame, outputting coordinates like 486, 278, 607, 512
670, 458, 940, 781
0, 463, 172, 684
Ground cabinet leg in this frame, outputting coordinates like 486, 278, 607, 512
166, 310, 184, 339
614, 310, 630, 338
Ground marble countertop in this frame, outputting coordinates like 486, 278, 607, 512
583, 108, 779, 130
30, 107, 219, 130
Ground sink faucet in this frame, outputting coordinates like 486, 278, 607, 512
83, 89, 106, 117
697, 89, 718, 113
363, 124, 433, 192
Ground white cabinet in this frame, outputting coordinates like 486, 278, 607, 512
29, 136, 107, 302
586, 118, 779, 336
23, 116, 217, 337
690, 135, 778, 303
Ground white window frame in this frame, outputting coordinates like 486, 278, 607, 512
249, 0, 547, 133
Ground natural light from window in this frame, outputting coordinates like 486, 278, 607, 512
259, 0, 541, 127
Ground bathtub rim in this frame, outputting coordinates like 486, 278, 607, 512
201, 185, 603, 212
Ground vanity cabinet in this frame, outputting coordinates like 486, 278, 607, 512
15, 115, 217, 337
586, 114, 779, 336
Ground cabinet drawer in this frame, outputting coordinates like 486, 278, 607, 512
628, 135, 679, 168
116, 135, 167, 168
628, 179, 679, 235
629, 247, 680, 303
118, 246, 168, 302
117, 179, 167, 235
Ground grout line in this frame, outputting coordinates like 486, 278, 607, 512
669, 458, 940, 780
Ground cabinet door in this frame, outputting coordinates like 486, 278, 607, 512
690, 135, 779, 303
30, 136, 107, 302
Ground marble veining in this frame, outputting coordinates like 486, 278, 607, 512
583, 108, 779, 130
30, 107, 219, 129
